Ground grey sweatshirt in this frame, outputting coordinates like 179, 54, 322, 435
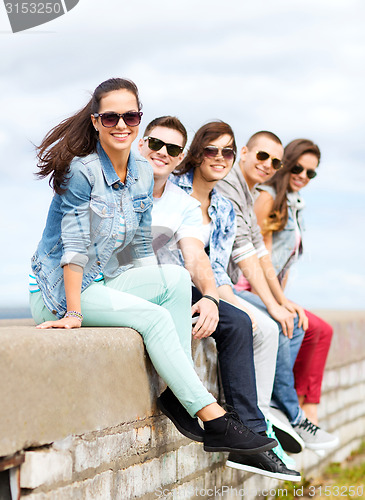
215, 162, 268, 284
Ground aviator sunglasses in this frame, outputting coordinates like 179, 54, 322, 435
93, 111, 143, 128
203, 146, 236, 161
256, 151, 282, 170
291, 164, 317, 179
144, 137, 184, 157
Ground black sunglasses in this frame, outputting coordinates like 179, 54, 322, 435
144, 137, 183, 157
93, 111, 143, 128
291, 164, 317, 179
203, 146, 236, 161
256, 151, 282, 170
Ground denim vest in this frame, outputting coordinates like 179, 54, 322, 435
31, 143, 154, 318
257, 185, 305, 280
171, 170, 236, 288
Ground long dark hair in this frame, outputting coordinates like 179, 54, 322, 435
36, 78, 141, 194
262, 139, 321, 233
175, 121, 237, 176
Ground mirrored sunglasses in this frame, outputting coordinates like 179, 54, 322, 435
93, 111, 143, 128
203, 146, 236, 161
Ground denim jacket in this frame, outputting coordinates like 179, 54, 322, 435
257, 185, 305, 280
31, 143, 155, 318
171, 170, 236, 288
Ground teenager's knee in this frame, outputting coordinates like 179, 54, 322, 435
224, 309, 253, 348
160, 265, 191, 292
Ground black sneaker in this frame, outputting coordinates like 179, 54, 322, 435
269, 407, 304, 453
203, 410, 277, 454
157, 388, 204, 442
226, 449, 302, 482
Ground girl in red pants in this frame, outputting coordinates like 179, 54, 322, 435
254, 138, 333, 425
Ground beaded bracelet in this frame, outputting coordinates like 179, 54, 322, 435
202, 295, 219, 309
64, 310, 84, 323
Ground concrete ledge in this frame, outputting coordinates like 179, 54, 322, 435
0, 319, 218, 459
0, 320, 154, 457
315, 310, 365, 367
1, 311, 365, 499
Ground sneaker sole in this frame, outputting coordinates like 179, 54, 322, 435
226, 460, 302, 482
269, 409, 305, 453
157, 398, 204, 443
204, 439, 276, 455
272, 425, 304, 454
302, 438, 339, 451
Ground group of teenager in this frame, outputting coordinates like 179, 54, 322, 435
29, 78, 338, 483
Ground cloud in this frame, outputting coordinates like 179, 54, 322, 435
0, 0, 364, 308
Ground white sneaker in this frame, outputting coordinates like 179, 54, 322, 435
314, 449, 326, 457
269, 407, 305, 454
293, 417, 339, 451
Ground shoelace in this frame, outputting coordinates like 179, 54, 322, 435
266, 449, 285, 466
298, 418, 319, 435
223, 407, 251, 436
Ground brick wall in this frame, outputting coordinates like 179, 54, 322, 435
1, 311, 364, 499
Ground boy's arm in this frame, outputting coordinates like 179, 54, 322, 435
236, 254, 295, 337
254, 190, 274, 251
219, 179, 295, 336
255, 191, 308, 330
179, 236, 219, 340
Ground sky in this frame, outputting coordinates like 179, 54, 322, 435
0, 0, 364, 311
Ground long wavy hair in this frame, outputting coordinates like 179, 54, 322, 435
36, 78, 142, 194
175, 121, 237, 176
261, 139, 320, 233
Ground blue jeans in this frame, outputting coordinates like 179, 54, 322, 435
234, 290, 305, 425
192, 287, 266, 433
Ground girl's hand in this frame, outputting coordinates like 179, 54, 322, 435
36, 316, 82, 329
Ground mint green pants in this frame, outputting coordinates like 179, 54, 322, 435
30, 264, 215, 417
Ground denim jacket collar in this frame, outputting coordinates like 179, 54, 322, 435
96, 141, 139, 188
173, 169, 220, 214
173, 169, 194, 193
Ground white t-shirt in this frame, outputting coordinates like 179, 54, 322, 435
152, 180, 204, 265
201, 222, 213, 249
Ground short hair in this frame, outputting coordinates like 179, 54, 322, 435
246, 131, 282, 150
143, 116, 188, 148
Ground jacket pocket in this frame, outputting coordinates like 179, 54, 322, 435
90, 197, 115, 237
132, 195, 153, 213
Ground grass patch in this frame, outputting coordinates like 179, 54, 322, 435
276, 443, 365, 499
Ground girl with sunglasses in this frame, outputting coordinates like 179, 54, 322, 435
254, 139, 334, 427
29, 77, 276, 456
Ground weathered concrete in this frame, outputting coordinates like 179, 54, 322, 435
0, 320, 154, 457
0, 311, 364, 499
0, 319, 218, 459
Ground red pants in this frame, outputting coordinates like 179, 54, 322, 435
293, 310, 333, 404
